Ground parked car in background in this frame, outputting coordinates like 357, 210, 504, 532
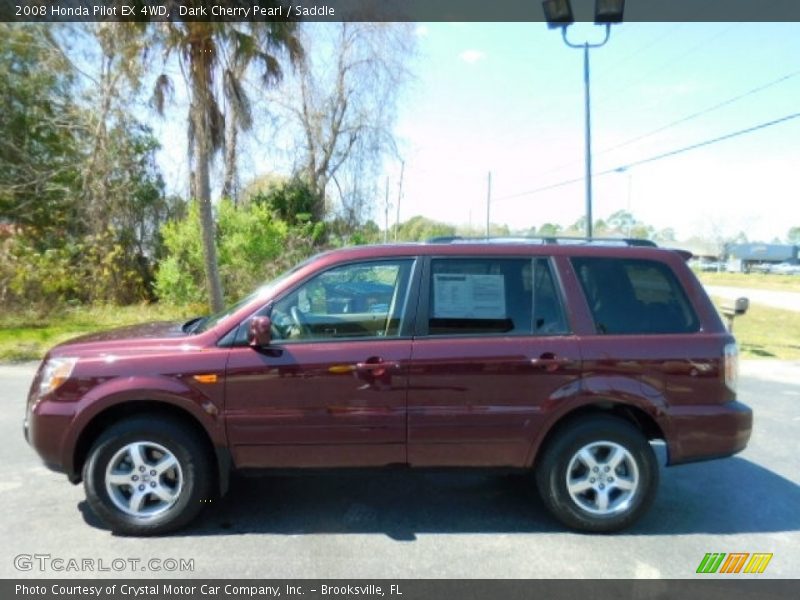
697, 260, 726, 272
25, 238, 752, 535
771, 262, 800, 275
748, 263, 773, 274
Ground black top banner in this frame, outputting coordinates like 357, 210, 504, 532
3, 0, 800, 23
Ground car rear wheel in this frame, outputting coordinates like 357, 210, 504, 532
536, 415, 658, 532
83, 416, 212, 536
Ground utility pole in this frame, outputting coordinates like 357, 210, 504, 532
383, 176, 390, 244
485, 171, 492, 238
395, 161, 404, 241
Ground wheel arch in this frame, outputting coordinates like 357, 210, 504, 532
71, 400, 231, 496
530, 401, 666, 469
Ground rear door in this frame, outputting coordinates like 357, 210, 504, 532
407, 256, 581, 467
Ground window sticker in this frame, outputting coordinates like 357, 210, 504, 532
433, 273, 506, 318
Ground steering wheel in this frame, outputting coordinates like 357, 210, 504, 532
290, 306, 312, 337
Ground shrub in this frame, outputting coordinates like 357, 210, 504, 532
154, 199, 323, 307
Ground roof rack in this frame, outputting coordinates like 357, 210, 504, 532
425, 235, 658, 247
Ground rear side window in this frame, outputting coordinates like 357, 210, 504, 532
572, 257, 699, 334
427, 258, 568, 336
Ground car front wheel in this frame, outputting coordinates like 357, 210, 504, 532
536, 415, 658, 532
83, 416, 213, 535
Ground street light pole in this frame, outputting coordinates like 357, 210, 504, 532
561, 24, 610, 239
543, 1, 625, 239
583, 42, 593, 238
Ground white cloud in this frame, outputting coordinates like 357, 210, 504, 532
459, 50, 486, 64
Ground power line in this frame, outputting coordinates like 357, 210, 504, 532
477, 24, 686, 150
593, 23, 685, 82
504, 65, 800, 189
593, 23, 741, 110
495, 111, 800, 202
597, 67, 800, 155
610, 111, 800, 171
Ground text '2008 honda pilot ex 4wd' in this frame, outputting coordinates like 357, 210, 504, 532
24, 238, 752, 535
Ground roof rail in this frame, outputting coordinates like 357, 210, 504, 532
425, 235, 658, 247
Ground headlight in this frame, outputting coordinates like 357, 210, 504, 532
38, 357, 78, 397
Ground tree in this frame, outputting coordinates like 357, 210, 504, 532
788, 226, 800, 244
0, 24, 82, 238
538, 223, 561, 237
71, 24, 179, 299
0, 24, 175, 306
242, 174, 317, 224
149, 14, 303, 311
395, 215, 455, 241
652, 228, 676, 243
606, 210, 635, 236
280, 23, 414, 224
220, 26, 303, 204
731, 231, 748, 245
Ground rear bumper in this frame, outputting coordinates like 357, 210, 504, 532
665, 400, 752, 465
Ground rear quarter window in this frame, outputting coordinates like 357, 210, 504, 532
571, 257, 700, 335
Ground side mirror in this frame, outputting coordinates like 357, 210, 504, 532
248, 316, 272, 348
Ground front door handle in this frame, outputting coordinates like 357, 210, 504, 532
356, 360, 400, 373
530, 353, 574, 371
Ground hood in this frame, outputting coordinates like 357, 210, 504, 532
65, 321, 187, 344
49, 321, 196, 358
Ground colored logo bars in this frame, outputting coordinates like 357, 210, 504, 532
696, 553, 773, 574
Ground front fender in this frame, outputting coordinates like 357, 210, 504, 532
60, 374, 226, 476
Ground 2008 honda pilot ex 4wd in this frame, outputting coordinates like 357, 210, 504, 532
25, 239, 752, 535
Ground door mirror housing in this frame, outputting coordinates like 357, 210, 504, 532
248, 316, 272, 347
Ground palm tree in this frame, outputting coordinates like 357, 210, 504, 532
221, 25, 304, 203
151, 11, 302, 311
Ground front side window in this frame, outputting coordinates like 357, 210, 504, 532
572, 257, 700, 334
270, 260, 414, 342
427, 258, 566, 336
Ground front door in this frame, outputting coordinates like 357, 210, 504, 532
225, 258, 418, 468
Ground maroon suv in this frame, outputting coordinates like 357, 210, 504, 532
25, 239, 752, 535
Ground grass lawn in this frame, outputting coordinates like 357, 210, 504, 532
710, 297, 800, 360
697, 271, 800, 292
0, 304, 193, 362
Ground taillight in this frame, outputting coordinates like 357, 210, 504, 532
724, 342, 739, 392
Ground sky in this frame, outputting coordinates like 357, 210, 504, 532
153, 21, 800, 243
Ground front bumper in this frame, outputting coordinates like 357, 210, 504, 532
25, 397, 76, 477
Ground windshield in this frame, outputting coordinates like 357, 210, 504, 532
189, 260, 314, 334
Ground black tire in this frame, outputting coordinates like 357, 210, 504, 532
535, 415, 658, 533
83, 415, 213, 536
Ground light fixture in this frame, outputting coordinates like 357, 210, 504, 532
542, 1, 626, 28
595, 0, 625, 24
542, 0, 574, 28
